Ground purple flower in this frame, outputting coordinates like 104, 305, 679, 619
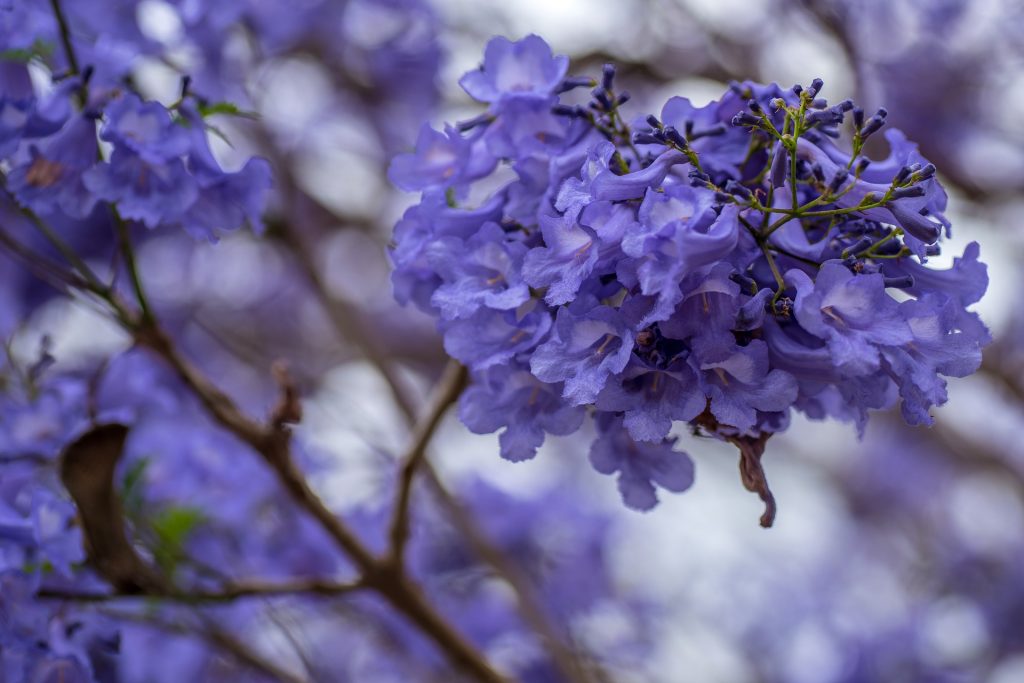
430, 222, 531, 319
99, 93, 191, 165
84, 147, 198, 228
7, 116, 99, 219
459, 35, 569, 107
390, 41, 991, 522
790, 262, 914, 376
881, 241, 987, 307
531, 303, 634, 405
596, 358, 705, 442
883, 294, 989, 425
589, 414, 694, 511
696, 340, 798, 434
619, 187, 738, 324
389, 123, 495, 192
522, 211, 601, 306
178, 105, 272, 239
459, 363, 585, 461
442, 302, 552, 370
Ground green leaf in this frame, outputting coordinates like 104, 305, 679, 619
197, 101, 258, 120
150, 506, 205, 576
119, 457, 151, 518
0, 40, 54, 64
21, 560, 54, 575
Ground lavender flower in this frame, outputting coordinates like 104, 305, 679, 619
390, 35, 990, 523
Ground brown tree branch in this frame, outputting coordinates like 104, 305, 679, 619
386, 360, 467, 565
38, 577, 366, 604
99, 607, 309, 683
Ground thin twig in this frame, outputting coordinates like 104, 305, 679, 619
48, 0, 80, 76
386, 360, 467, 565
99, 607, 308, 683
421, 465, 598, 683
114, 211, 154, 323
38, 577, 366, 603
135, 319, 506, 683
2, 207, 507, 683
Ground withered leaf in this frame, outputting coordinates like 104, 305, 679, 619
59, 424, 167, 594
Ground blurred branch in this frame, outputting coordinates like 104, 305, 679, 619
421, 465, 604, 683
4, 207, 506, 683
136, 324, 506, 683
982, 348, 1024, 406
99, 607, 309, 683
38, 577, 366, 603
251, 108, 428, 420
386, 359, 467, 565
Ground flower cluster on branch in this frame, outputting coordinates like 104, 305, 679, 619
390, 35, 990, 522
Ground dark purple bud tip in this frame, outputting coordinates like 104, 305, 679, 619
828, 169, 848, 193
662, 126, 688, 149
714, 191, 733, 203
729, 272, 757, 294
860, 115, 886, 139
552, 104, 582, 118
180, 75, 192, 99
811, 163, 826, 183
748, 99, 762, 113
457, 112, 494, 131
688, 169, 711, 184
894, 165, 915, 184
82, 65, 94, 84
807, 78, 824, 99
924, 244, 942, 256
632, 131, 663, 146
771, 98, 786, 111
855, 157, 871, 174
725, 180, 753, 200
556, 76, 596, 94
915, 163, 936, 180
602, 63, 616, 90
835, 99, 854, 112
646, 114, 662, 129
852, 107, 864, 129
883, 275, 915, 289
890, 185, 926, 200
844, 236, 875, 256
792, 84, 803, 96
729, 82, 752, 98
731, 112, 761, 127
592, 87, 612, 109
616, 91, 631, 106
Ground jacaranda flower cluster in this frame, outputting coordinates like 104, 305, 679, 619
390, 35, 990, 523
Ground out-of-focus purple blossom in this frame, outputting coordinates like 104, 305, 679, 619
8, 116, 99, 219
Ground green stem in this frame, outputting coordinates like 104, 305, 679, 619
114, 211, 154, 324
49, 0, 80, 76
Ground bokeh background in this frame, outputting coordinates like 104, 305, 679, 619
7, 0, 1024, 680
